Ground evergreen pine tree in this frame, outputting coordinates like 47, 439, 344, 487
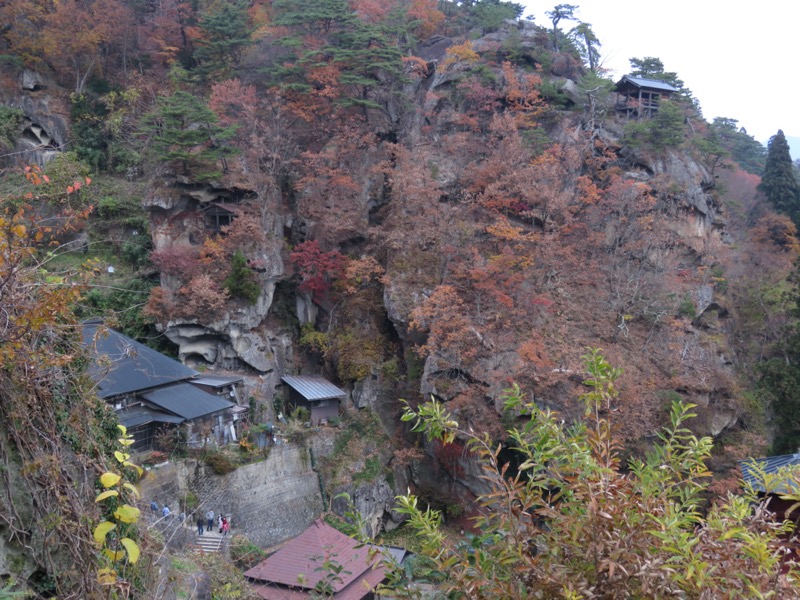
570, 22, 601, 72
628, 56, 693, 102
270, 0, 404, 112
194, 0, 253, 80
144, 91, 238, 179
710, 117, 766, 175
758, 129, 800, 222
649, 99, 685, 149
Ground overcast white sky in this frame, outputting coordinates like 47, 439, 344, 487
519, 0, 799, 150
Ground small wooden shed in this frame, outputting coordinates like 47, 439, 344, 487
281, 375, 346, 425
615, 75, 679, 118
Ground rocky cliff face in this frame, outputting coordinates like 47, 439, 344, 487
136, 23, 744, 474
0, 20, 761, 538
0, 70, 69, 168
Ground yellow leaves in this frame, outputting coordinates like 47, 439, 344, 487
93, 521, 116, 544
341, 256, 386, 295
95, 490, 119, 503
97, 568, 117, 585
485, 217, 536, 244
113, 504, 140, 524
401, 55, 430, 77
122, 461, 143, 477
103, 549, 126, 561
443, 41, 478, 68
120, 538, 140, 564
96, 423, 144, 577
122, 482, 140, 498
100, 472, 121, 488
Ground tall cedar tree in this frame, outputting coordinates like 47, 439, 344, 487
144, 90, 238, 178
759, 129, 800, 223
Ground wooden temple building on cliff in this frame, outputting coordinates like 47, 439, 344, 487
615, 75, 679, 118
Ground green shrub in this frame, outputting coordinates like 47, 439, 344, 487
290, 406, 310, 423
195, 554, 261, 600
353, 456, 384, 483
0, 105, 23, 146
677, 294, 696, 318
299, 323, 329, 354
203, 450, 237, 475
393, 350, 794, 598
223, 250, 260, 304
182, 492, 199, 512
621, 100, 686, 151
229, 534, 267, 570
43, 152, 92, 205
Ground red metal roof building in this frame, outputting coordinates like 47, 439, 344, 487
244, 519, 387, 600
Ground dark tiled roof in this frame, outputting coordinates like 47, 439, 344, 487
82, 320, 197, 398
117, 406, 185, 429
191, 374, 243, 387
142, 383, 235, 420
740, 454, 800, 493
245, 520, 384, 598
615, 75, 679, 93
281, 376, 346, 401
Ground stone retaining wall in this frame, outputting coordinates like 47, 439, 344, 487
139, 444, 324, 548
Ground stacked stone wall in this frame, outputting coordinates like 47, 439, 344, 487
139, 445, 324, 548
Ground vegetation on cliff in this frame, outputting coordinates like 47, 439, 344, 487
1, 0, 800, 596
395, 350, 800, 598
0, 169, 123, 597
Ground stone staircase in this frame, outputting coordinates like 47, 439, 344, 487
193, 528, 226, 554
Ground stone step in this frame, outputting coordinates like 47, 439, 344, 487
193, 530, 226, 554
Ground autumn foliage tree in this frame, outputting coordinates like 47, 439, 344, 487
146, 213, 268, 323
289, 239, 346, 304
0, 168, 122, 598
0, 0, 134, 93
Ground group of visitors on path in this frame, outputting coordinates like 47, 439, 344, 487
150, 500, 185, 523
149, 499, 230, 535
196, 508, 230, 536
